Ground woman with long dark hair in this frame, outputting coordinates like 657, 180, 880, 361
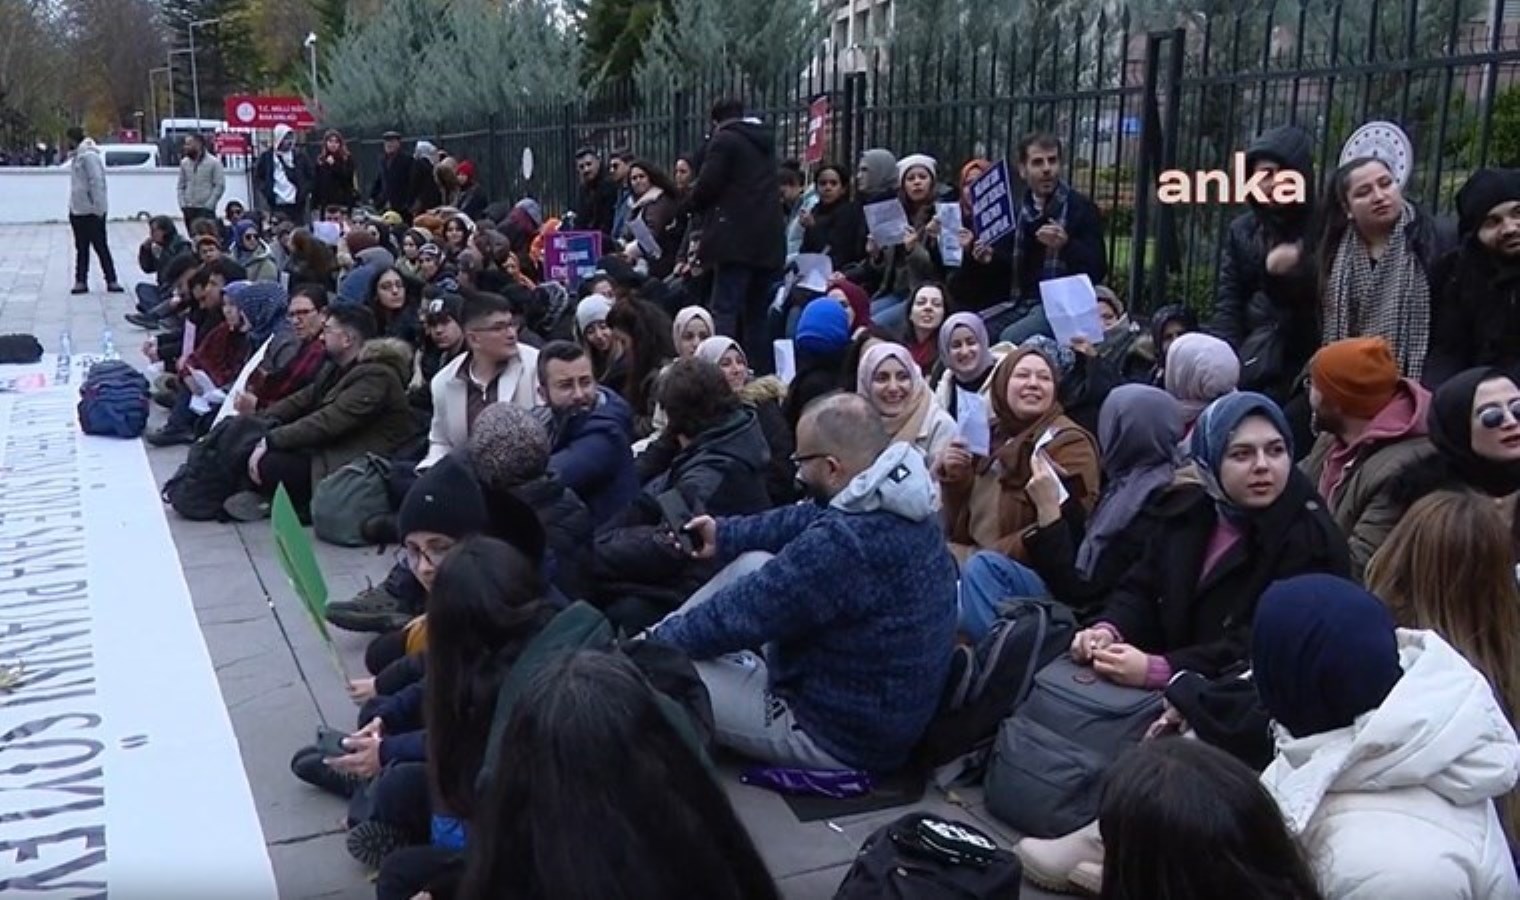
1096, 739, 1324, 900
800, 162, 868, 271
459, 649, 779, 900
1317, 157, 1456, 379
605, 296, 675, 436
367, 265, 423, 347
622, 160, 683, 278
311, 129, 358, 212
285, 227, 336, 291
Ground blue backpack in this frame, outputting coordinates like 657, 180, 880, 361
77, 361, 151, 438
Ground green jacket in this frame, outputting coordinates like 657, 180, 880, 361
263, 338, 416, 482
1301, 431, 1438, 583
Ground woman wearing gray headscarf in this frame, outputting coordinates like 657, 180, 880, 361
1163, 331, 1240, 435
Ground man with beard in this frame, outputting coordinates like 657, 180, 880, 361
649, 392, 957, 772
534, 340, 638, 524
572, 147, 620, 240
177, 132, 225, 230
1425, 168, 1520, 385
1207, 125, 1320, 402
1301, 337, 1435, 582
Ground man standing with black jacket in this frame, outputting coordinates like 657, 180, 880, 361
370, 130, 417, 217
685, 98, 785, 373
573, 147, 619, 239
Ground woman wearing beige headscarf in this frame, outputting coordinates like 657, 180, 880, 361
856, 341, 956, 462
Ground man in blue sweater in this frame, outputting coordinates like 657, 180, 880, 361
535, 341, 638, 525
652, 393, 958, 772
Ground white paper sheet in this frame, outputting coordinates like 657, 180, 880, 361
181, 318, 198, 360
955, 389, 991, 456
795, 253, 832, 294
1033, 426, 1071, 505
630, 215, 663, 260
936, 202, 964, 268
773, 339, 796, 385
1039, 274, 1106, 347
214, 336, 271, 427
863, 198, 912, 247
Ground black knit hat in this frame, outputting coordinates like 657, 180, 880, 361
398, 455, 489, 540
1456, 168, 1520, 237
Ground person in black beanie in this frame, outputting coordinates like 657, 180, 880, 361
1425, 168, 1520, 387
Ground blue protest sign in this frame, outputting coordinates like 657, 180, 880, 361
544, 231, 604, 290
970, 161, 1016, 245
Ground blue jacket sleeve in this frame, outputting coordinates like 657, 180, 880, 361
379, 729, 427, 765
549, 429, 617, 499
655, 514, 862, 659
375, 680, 425, 734
716, 503, 824, 559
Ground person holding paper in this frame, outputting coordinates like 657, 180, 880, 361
145, 277, 268, 446
621, 160, 683, 279
958, 385, 1186, 639
931, 312, 1000, 420
696, 336, 796, 505
856, 342, 957, 463
996, 133, 1108, 345
935, 346, 1100, 566
843, 152, 948, 332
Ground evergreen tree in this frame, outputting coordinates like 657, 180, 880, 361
319, 0, 442, 130
419, 0, 584, 124
580, 0, 662, 83
633, 0, 825, 103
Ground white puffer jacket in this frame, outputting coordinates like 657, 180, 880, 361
1262, 630, 1520, 900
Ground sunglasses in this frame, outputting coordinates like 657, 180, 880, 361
1476, 398, 1520, 430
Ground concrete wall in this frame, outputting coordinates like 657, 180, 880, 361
0, 168, 255, 225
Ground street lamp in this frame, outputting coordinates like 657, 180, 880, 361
148, 66, 171, 134
167, 49, 193, 122
304, 32, 319, 112
188, 17, 222, 125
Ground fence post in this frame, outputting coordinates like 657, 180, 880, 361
1152, 29, 1185, 305
486, 112, 502, 200
842, 72, 865, 174
1129, 31, 1163, 313
672, 91, 688, 165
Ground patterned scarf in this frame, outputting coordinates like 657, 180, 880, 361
1324, 204, 1430, 379
1011, 181, 1071, 296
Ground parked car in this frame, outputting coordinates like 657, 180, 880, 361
54, 144, 161, 170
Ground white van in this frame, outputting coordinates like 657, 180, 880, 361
55, 144, 162, 170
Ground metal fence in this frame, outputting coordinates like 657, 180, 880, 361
334, 0, 1520, 314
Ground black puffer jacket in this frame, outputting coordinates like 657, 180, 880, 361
801, 197, 868, 271
1424, 239, 1520, 387
684, 119, 785, 271
592, 406, 772, 617
505, 474, 594, 602
1207, 126, 1320, 401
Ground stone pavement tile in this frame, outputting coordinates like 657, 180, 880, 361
269, 832, 372, 900
777, 864, 850, 898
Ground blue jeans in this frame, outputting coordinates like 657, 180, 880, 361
998, 304, 1054, 345
711, 263, 777, 375
871, 294, 907, 331
958, 551, 1049, 641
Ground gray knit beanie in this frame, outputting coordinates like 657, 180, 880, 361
469, 404, 550, 489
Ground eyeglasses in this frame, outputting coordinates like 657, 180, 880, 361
397, 543, 453, 570
1476, 398, 1520, 430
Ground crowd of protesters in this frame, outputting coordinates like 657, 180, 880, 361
97, 97, 1520, 899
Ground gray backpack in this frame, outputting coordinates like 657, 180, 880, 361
984, 656, 1162, 838
310, 453, 393, 546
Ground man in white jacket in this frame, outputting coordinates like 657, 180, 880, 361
1253, 574, 1520, 899
418, 292, 538, 471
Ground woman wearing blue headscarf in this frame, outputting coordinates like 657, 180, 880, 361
1067, 391, 1349, 688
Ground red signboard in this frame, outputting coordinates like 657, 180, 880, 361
804, 96, 830, 165
224, 95, 316, 129
214, 132, 251, 156
116, 128, 141, 144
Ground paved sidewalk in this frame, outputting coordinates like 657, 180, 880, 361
0, 222, 1062, 900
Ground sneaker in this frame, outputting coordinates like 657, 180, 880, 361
1016, 819, 1102, 894
289, 745, 363, 799
105, 282, 125, 293
1069, 861, 1102, 896
125, 311, 162, 330
70, 282, 88, 295
144, 425, 195, 447
345, 819, 408, 870
325, 583, 412, 634
223, 491, 271, 523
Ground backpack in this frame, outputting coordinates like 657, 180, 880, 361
915, 596, 1077, 780
833, 813, 1022, 899
310, 453, 393, 546
984, 656, 1162, 838
76, 360, 150, 438
0, 334, 43, 364
162, 416, 268, 521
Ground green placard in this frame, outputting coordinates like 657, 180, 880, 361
271, 484, 331, 642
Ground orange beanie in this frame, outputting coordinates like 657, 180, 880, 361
1310, 338, 1399, 419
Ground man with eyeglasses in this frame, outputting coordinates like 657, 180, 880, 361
418, 292, 539, 471
648, 393, 957, 773
1302, 337, 1436, 581
234, 283, 330, 414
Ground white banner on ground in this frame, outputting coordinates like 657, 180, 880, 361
0, 355, 276, 899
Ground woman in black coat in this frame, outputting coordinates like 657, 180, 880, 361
800, 163, 867, 272
1070, 392, 1349, 686
311, 130, 359, 212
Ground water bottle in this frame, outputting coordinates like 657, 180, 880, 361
101, 328, 117, 360
59, 330, 73, 360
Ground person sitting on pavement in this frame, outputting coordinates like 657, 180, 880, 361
224, 304, 414, 522
931, 311, 1000, 420
234, 283, 331, 414
131, 214, 192, 321
1164, 331, 1240, 439
1300, 337, 1435, 581
418, 291, 539, 471
145, 280, 287, 446
696, 336, 796, 505
1254, 574, 1520, 898
1426, 168, 1520, 386
856, 340, 956, 463
1067, 393, 1349, 689
651, 393, 957, 772
138, 259, 238, 388
591, 357, 771, 632
533, 340, 638, 524
408, 294, 467, 418
935, 345, 1101, 566
231, 219, 280, 283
